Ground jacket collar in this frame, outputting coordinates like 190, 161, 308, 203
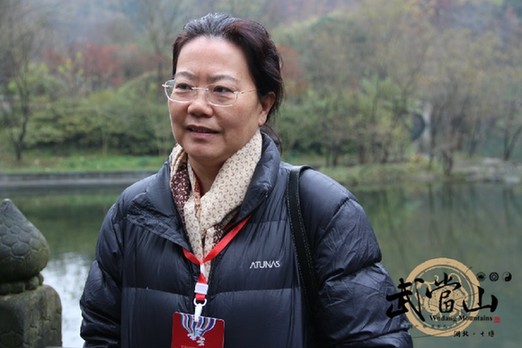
127, 162, 190, 249
236, 133, 280, 221
127, 133, 281, 247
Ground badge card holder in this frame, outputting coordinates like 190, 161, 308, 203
172, 312, 225, 348
172, 215, 251, 348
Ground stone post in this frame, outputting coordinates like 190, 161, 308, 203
0, 199, 62, 348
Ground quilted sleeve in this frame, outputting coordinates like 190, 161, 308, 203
80, 203, 124, 347
299, 170, 412, 347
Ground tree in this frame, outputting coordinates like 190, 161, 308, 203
353, 0, 433, 162
420, 27, 502, 175
494, 2, 522, 161
352, 75, 411, 164
276, 13, 370, 165
126, 0, 195, 82
494, 47, 522, 161
277, 1, 428, 166
0, 0, 52, 161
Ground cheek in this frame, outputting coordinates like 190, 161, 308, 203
167, 104, 184, 139
168, 104, 182, 125
234, 102, 265, 128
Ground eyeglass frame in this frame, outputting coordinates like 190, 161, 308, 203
161, 79, 257, 107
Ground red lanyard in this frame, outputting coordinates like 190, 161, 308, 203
182, 215, 251, 321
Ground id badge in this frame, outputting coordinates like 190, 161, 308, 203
172, 312, 225, 348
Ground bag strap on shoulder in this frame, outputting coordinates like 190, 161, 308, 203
287, 165, 330, 345
286, 165, 319, 315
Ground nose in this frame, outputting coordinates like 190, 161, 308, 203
192, 87, 210, 103
187, 88, 213, 115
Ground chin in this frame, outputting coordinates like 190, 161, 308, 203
186, 150, 224, 164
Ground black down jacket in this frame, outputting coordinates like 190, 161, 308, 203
80, 135, 412, 348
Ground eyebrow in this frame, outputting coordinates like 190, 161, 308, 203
174, 71, 239, 84
208, 74, 239, 84
173, 71, 196, 80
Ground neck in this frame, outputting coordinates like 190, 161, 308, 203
189, 159, 223, 195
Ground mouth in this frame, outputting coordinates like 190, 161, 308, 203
187, 125, 218, 134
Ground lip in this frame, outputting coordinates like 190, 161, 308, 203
187, 125, 219, 134
186, 124, 219, 139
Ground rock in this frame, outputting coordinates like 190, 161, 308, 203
0, 284, 62, 348
0, 199, 62, 347
0, 199, 50, 285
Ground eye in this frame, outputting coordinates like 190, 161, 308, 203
174, 82, 193, 91
211, 85, 234, 95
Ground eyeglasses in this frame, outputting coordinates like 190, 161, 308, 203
162, 79, 256, 107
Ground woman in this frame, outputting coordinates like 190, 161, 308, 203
80, 13, 412, 348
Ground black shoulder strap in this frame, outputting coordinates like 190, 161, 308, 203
287, 166, 329, 345
286, 166, 319, 313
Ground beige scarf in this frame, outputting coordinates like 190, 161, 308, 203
169, 131, 262, 277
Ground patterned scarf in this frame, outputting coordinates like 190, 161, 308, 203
169, 131, 262, 277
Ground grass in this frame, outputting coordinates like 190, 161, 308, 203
321, 160, 441, 187
8, 148, 515, 187
282, 152, 443, 186
0, 150, 167, 174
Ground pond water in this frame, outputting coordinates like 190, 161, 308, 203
2, 181, 521, 348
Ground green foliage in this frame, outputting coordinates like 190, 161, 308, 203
23, 73, 172, 157
276, 8, 418, 166
277, 101, 323, 155
2, 0, 521, 173
1, 150, 165, 173
321, 156, 439, 187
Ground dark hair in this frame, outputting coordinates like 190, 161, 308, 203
172, 13, 284, 144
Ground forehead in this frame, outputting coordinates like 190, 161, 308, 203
175, 36, 252, 82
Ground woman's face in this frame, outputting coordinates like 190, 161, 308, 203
168, 36, 274, 171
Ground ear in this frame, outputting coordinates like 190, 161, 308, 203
258, 92, 276, 126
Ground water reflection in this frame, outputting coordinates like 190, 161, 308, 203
1, 186, 123, 348
2, 182, 521, 347
353, 182, 522, 348
42, 254, 91, 347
